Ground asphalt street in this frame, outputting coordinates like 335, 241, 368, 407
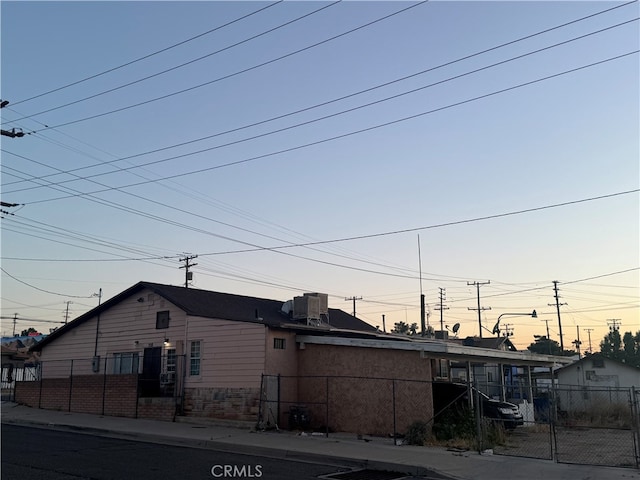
1, 424, 343, 480
2, 424, 447, 480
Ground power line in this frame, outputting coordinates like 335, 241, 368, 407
11, 50, 637, 203
9, 1, 285, 107
3, 192, 638, 266
15, 1, 427, 129
6, 17, 637, 192
0, 267, 96, 298
10, 1, 342, 121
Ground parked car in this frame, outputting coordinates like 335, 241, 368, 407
433, 381, 524, 429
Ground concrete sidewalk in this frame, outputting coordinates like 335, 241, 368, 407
2, 402, 638, 480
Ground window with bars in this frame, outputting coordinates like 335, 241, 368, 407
273, 338, 286, 350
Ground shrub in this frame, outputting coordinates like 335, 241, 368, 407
405, 420, 431, 446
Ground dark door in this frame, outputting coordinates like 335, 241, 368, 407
140, 347, 162, 397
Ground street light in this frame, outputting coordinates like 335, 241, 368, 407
491, 310, 537, 336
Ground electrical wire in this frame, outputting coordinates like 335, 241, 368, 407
5, 0, 633, 188
8, 49, 638, 202
0, 267, 96, 298
10, 1, 343, 121
9, 1, 285, 107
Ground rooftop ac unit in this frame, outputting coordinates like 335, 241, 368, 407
293, 295, 321, 320
303, 292, 328, 314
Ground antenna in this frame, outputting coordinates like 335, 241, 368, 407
418, 235, 426, 336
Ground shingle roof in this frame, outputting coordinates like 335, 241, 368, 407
32, 281, 377, 351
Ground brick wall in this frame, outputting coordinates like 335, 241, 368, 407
183, 387, 260, 421
15, 374, 139, 418
297, 344, 434, 435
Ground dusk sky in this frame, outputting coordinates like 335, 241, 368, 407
1, 1, 638, 352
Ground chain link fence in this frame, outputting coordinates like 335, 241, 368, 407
13, 355, 185, 419
258, 375, 639, 469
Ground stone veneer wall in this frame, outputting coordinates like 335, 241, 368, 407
183, 387, 260, 422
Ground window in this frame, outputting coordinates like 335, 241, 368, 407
113, 353, 139, 374
592, 357, 605, 368
487, 371, 494, 383
156, 310, 170, 329
585, 370, 596, 380
273, 338, 286, 350
165, 348, 176, 374
190, 341, 201, 376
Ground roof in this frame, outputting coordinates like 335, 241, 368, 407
555, 352, 640, 374
456, 336, 517, 351
32, 281, 377, 351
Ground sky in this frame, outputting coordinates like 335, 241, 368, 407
1, 1, 638, 352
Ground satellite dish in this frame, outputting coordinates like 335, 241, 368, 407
452, 323, 460, 334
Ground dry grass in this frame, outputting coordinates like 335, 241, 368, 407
563, 403, 632, 428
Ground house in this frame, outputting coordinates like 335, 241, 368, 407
554, 353, 640, 412
448, 336, 520, 400
19, 281, 571, 435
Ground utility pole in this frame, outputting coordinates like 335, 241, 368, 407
0, 100, 25, 138
468, 281, 491, 338
541, 318, 551, 340
179, 254, 198, 288
549, 281, 567, 351
607, 318, 622, 332
382, 314, 386, 333
501, 323, 514, 338
345, 296, 362, 317
573, 325, 582, 358
63, 301, 73, 324
417, 235, 426, 336
12, 313, 18, 336
434, 287, 449, 333
584, 328, 594, 354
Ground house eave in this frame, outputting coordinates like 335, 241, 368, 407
295, 334, 572, 366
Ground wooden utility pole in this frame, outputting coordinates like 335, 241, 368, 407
345, 296, 362, 317
549, 281, 567, 351
434, 287, 449, 333
468, 281, 491, 338
584, 328, 594, 354
179, 255, 198, 288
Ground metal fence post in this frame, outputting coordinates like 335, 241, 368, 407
257, 374, 264, 428
38, 362, 43, 409
102, 357, 108, 415
325, 376, 329, 438
392, 379, 397, 444
68, 359, 74, 412
474, 381, 482, 454
277, 374, 281, 428
631, 386, 639, 469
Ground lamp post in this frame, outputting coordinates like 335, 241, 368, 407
491, 310, 537, 337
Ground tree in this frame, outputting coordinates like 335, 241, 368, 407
392, 321, 419, 336
20, 327, 38, 337
600, 330, 640, 367
527, 336, 575, 356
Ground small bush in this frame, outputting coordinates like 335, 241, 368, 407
405, 420, 431, 446
432, 407, 476, 441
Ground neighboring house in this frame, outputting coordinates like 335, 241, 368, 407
19, 281, 570, 434
449, 336, 519, 400
554, 353, 640, 412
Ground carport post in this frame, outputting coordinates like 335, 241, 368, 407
527, 365, 534, 405
500, 363, 506, 401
